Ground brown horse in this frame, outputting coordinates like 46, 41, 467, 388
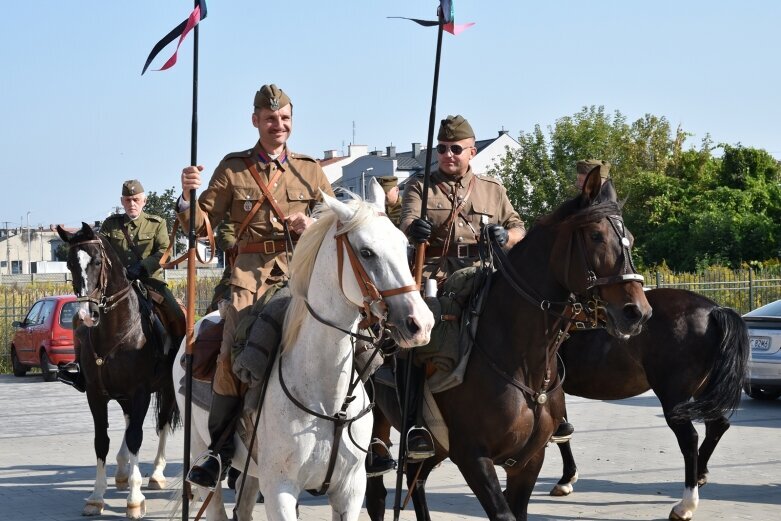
367, 173, 652, 521
551, 287, 748, 521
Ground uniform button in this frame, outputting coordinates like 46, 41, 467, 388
298, 194, 303, 199
437, 203, 442, 209
271, 217, 277, 222
274, 183, 278, 188
456, 237, 463, 243
458, 222, 463, 227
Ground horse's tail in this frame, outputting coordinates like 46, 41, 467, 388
670, 306, 749, 421
156, 346, 182, 433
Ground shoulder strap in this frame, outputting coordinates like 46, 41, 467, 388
241, 157, 286, 235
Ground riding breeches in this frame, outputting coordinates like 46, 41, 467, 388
213, 286, 258, 397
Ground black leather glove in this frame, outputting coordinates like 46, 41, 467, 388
409, 218, 433, 244
487, 224, 509, 247
126, 262, 145, 281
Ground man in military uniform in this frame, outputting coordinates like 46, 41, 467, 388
178, 84, 334, 488
377, 176, 402, 226
58, 179, 185, 391
400, 115, 526, 458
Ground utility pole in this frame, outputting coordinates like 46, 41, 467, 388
26, 212, 31, 274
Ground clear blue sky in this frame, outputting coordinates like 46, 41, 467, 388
2, 1, 779, 228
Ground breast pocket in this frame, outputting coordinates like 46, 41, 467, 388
468, 204, 495, 228
232, 186, 263, 217
286, 188, 315, 211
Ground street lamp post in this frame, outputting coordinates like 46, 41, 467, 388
26, 212, 31, 274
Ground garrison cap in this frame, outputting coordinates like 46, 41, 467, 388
254, 84, 292, 111
122, 179, 145, 196
377, 176, 398, 193
437, 115, 475, 141
576, 159, 611, 179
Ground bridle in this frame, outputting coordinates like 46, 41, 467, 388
71, 238, 133, 322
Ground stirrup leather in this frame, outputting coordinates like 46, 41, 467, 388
406, 426, 435, 460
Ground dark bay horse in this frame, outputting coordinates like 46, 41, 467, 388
367, 173, 653, 521
551, 287, 748, 520
57, 223, 180, 519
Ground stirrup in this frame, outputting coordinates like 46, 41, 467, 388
406, 426, 435, 461
366, 438, 397, 478
186, 451, 223, 491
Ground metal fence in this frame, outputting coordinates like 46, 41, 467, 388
3, 268, 781, 373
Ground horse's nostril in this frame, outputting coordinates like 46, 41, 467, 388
623, 303, 642, 322
406, 316, 420, 335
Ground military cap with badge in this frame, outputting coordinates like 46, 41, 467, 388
122, 179, 145, 196
254, 84, 292, 111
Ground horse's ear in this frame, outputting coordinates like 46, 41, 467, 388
599, 179, 618, 203
365, 177, 386, 213
321, 190, 356, 223
56, 225, 72, 243
580, 169, 603, 206
81, 222, 96, 239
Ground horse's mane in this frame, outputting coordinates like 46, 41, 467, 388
281, 199, 379, 353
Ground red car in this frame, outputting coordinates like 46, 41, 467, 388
10, 295, 78, 381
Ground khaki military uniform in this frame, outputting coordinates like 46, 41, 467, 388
178, 141, 334, 396
401, 167, 525, 282
386, 199, 402, 227
207, 221, 236, 314
100, 211, 185, 336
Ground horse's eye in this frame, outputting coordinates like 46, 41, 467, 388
360, 248, 375, 258
93, 259, 102, 266
589, 231, 603, 242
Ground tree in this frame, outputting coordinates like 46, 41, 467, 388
145, 187, 185, 244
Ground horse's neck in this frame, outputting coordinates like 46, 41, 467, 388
285, 275, 361, 410
96, 278, 145, 349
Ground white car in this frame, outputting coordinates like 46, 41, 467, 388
743, 299, 781, 400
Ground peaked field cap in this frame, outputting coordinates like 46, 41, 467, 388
122, 179, 144, 196
254, 84, 292, 110
576, 159, 611, 179
377, 176, 398, 192
437, 115, 475, 141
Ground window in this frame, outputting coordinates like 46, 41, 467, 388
24, 301, 44, 327
59, 302, 80, 330
37, 300, 56, 326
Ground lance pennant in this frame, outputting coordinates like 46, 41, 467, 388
142, 0, 208, 74
388, 0, 474, 35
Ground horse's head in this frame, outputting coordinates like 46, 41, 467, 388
56, 222, 119, 328
322, 179, 435, 348
546, 172, 652, 338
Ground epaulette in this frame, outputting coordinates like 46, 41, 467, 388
288, 152, 316, 162
477, 174, 503, 185
104, 213, 124, 221
223, 149, 254, 161
145, 214, 164, 222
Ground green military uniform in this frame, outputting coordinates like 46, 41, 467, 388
177, 84, 334, 397
100, 207, 185, 337
401, 116, 525, 283
207, 221, 236, 314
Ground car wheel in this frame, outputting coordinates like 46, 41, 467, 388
40, 350, 57, 382
11, 348, 28, 377
744, 384, 781, 400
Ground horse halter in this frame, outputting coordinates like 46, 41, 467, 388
70, 238, 133, 320
334, 218, 419, 328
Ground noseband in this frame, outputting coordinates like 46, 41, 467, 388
334, 217, 419, 328
71, 238, 133, 317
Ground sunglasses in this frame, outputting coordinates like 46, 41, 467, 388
436, 143, 473, 155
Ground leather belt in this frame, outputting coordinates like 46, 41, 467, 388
427, 243, 480, 259
238, 239, 294, 255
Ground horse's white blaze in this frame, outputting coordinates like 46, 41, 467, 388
75, 250, 96, 326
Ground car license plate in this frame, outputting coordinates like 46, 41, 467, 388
750, 336, 771, 351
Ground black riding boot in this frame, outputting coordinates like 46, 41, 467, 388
404, 362, 435, 460
57, 342, 85, 393
187, 393, 241, 489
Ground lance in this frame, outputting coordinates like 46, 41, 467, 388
393, 5, 445, 520
182, 2, 199, 517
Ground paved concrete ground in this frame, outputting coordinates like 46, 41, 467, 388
1, 373, 779, 520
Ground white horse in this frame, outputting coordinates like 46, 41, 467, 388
174, 179, 435, 520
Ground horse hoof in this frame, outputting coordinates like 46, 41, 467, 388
550, 483, 574, 496
82, 500, 104, 516
669, 506, 693, 521
116, 477, 129, 491
147, 477, 166, 490
127, 500, 146, 519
